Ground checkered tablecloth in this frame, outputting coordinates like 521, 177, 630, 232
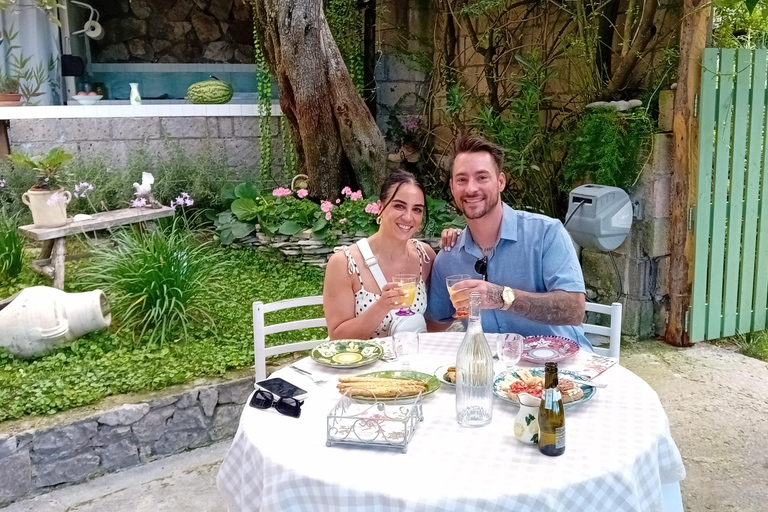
217, 333, 685, 512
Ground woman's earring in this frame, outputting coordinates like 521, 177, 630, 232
376, 216, 382, 225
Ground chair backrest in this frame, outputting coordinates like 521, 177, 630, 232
582, 302, 622, 359
253, 296, 327, 382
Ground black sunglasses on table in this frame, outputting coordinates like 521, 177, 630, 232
249, 389, 304, 418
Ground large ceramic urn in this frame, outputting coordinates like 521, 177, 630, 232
21, 188, 72, 228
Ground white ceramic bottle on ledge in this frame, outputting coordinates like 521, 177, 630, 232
129, 83, 141, 105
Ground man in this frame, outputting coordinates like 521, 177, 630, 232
425, 133, 590, 349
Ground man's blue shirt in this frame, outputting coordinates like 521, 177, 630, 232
426, 203, 591, 349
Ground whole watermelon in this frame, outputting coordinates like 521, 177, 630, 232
187, 78, 233, 104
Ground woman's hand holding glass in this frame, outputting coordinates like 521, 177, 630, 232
377, 282, 407, 313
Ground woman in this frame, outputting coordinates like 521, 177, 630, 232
324, 170, 436, 340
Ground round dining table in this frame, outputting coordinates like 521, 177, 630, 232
217, 333, 685, 512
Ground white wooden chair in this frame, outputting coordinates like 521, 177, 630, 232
253, 296, 327, 383
583, 302, 622, 359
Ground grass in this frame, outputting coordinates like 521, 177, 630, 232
0, 246, 326, 422
710, 330, 768, 362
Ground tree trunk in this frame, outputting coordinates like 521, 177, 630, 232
251, 0, 387, 200
665, 0, 711, 347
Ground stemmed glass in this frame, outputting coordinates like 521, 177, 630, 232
496, 333, 524, 372
393, 274, 417, 316
446, 274, 471, 318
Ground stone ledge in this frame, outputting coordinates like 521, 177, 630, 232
0, 369, 255, 506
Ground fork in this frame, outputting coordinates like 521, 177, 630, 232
289, 365, 328, 387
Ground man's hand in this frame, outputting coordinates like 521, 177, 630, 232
450, 280, 586, 326
449, 279, 504, 311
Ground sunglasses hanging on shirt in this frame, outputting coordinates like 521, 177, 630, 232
474, 256, 488, 281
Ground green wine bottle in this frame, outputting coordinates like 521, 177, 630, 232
538, 362, 565, 456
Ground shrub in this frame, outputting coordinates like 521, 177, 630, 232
79, 219, 224, 344
562, 107, 653, 191
0, 210, 23, 280
8, 147, 73, 190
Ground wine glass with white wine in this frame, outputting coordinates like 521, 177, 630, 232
393, 274, 417, 316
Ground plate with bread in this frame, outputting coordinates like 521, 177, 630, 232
493, 368, 596, 409
336, 370, 441, 402
434, 364, 456, 386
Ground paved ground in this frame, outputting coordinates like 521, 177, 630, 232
3, 340, 767, 511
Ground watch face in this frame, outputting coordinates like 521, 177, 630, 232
503, 287, 515, 303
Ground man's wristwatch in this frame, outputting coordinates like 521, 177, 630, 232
500, 287, 515, 311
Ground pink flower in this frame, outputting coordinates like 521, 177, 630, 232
297, 188, 308, 198
325, 212, 332, 221
341, 186, 352, 196
320, 201, 334, 213
335, 199, 341, 204
339, 218, 347, 224
365, 203, 379, 214
403, 116, 420, 132
350, 190, 363, 201
130, 197, 148, 208
272, 187, 292, 197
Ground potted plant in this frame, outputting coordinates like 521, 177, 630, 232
0, 75, 22, 105
10, 148, 74, 228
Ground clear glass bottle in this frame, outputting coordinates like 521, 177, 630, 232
455, 292, 493, 427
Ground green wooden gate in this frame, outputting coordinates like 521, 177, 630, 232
690, 48, 768, 342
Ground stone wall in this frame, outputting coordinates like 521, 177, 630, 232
581, 131, 674, 339
0, 376, 254, 506
91, 0, 254, 64
8, 116, 284, 178
241, 228, 441, 268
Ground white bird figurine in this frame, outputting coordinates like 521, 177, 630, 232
132, 172, 160, 209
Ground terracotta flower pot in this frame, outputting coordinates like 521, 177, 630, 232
21, 188, 72, 228
0, 93, 22, 105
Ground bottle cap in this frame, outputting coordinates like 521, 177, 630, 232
545, 362, 558, 371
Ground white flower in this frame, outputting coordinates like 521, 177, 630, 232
0, 179, 5, 188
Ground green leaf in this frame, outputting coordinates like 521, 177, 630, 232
220, 183, 237, 202
278, 220, 303, 236
532, 434, 538, 444
312, 218, 328, 232
230, 221, 255, 239
746, 0, 760, 13
234, 182, 259, 200
204, 209, 218, 222
525, 414, 535, 426
230, 198, 259, 221
217, 211, 235, 224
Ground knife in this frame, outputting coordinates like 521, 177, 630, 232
568, 376, 608, 389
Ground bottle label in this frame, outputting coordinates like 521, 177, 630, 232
555, 426, 565, 449
544, 389, 562, 409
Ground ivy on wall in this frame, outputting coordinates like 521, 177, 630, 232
325, 0, 365, 93
252, 10, 273, 183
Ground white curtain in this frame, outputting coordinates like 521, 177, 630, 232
1, 0, 61, 105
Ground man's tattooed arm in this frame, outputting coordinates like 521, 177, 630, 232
507, 289, 585, 326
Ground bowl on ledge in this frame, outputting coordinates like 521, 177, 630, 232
69, 95, 103, 106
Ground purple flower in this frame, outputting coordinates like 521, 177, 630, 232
297, 188, 309, 198
46, 191, 68, 206
130, 197, 148, 208
403, 116, 420, 132
0, 179, 5, 188
73, 181, 93, 199
170, 191, 194, 209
